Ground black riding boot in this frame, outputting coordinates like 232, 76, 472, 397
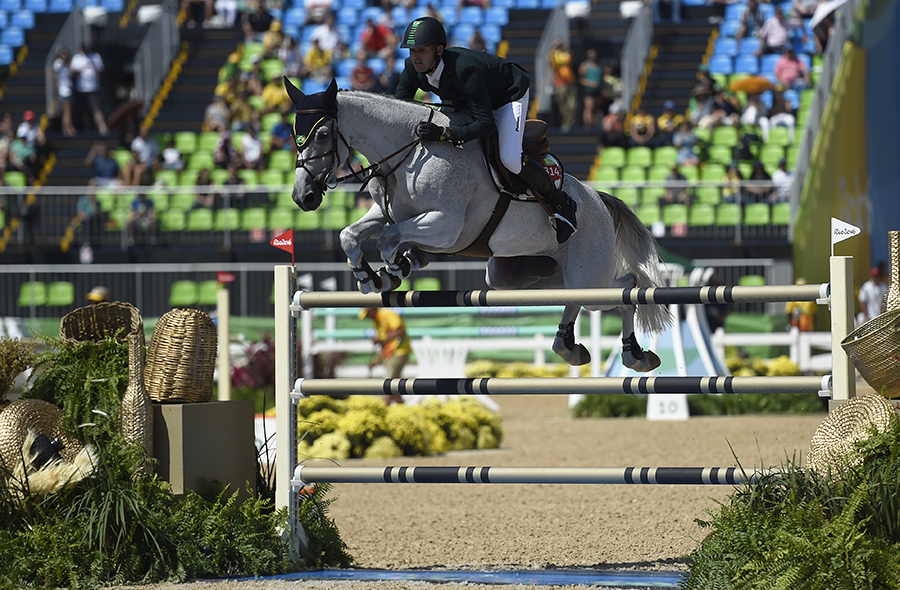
518, 156, 577, 243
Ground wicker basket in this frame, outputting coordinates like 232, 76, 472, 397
144, 309, 217, 403
60, 302, 144, 344
807, 393, 897, 477
0, 399, 82, 474
841, 309, 900, 398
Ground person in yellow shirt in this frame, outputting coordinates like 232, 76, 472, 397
786, 278, 816, 331
360, 307, 412, 404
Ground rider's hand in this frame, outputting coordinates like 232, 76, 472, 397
416, 121, 449, 142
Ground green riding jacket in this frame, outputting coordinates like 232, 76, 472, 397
394, 47, 530, 143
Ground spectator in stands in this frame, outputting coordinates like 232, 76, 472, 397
759, 88, 795, 143
127, 192, 156, 245
858, 264, 887, 324
774, 45, 811, 90
190, 168, 216, 210
651, 0, 681, 24
214, 130, 239, 168
86, 285, 112, 304
656, 100, 683, 145
16, 111, 45, 157
7, 134, 38, 183
376, 55, 400, 95
239, 127, 264, 170
204, 95, 230, 132
736, 0, 766, 48
85, 142, 121, 187
70, 44, 109, 135
548, 39, 577, 131
360, 17, 397, 58
664, 164, 690, 206
261, 75, 290, 112
0, 122, 11, 176
688, 84, 716, 128
600, 102, 628, 149
263, 20, 283, 54
350, 49, 378, 91
122, 148, 149, 186
279, 37, 304, 78
270, 111, 294, 151
183, 0, 214, 28
792, 0, 819, 18
222, 162, 251, 208
51, 48, 77, 137
756, 7, 805, 56
304, 0, 334, 25
215, 0, 238, 27
467, 30, 488, 52
770, 158, 792, 203
130, 126, 159, 171
309, 12, 345, 57
599, 62, 622, 117
694, 63, 721, 95
746, 160, 773, 203
672, 120, 699, 166
740, 93, 766, 127
76, 192, 106, 243
229, 90, 256, 132
721, 161, 744, 204
242, 0, 274, 43
628, 106, 658, 148
160, 138, 184, 172
303, 39, 335, 83
578, 49, 603, 129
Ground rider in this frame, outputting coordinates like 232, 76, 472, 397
393, 16, 578, 244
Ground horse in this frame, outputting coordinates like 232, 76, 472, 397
284, 77, 670, 371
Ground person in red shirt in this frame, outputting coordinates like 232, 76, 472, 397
360, 18, 396, 59
350, 49, 377, 91
774, 46, 810, 90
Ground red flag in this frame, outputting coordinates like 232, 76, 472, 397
270, 229, 295, 266
216, 271, 236, 284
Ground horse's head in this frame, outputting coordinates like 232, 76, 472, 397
284, 76, 340, 211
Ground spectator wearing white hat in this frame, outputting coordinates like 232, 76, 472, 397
86, 286, 111, 304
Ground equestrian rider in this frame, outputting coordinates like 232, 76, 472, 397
393, 16, 578, 244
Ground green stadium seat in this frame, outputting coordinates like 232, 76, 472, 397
147, 189, 169, 211
170, 191, 195, 210
766, 126, 791, 147
260, 168, 285, 186
269, 149, 295, 172
653, 146, 678, 168
738, 274, 766, 286
112, 148, 132, 169
4, 171, 27, 187
695, 186, 721, 205
738, 161, 753, 179
688, 203, 716, 226
169, 280, 198, 307
712, 126, 738, 147
620, 165, 646, 182
715, 203, 741, 226
330, 191, 355, 209
247, 94, 267, 112
707, 145, 733, 166
700, 163, 726, 181
269, 207, 299, 230
786, 145, 800, 168
154, 169, 179, 188
210, 168, 231, 185
614, 186, 639, 207
0, 210, 4, 230
161, 208, 186, 232
647, 165, 671, 182
107, 208, 129, 230
46, 281, 75, 307
237, 169, 259, 187
641, 186, 666, 205
186, 208, 214, 231
95, 189, 117, 211
591, 166, 619, 182
197, 279, 221, 306
679, 165, 699, 181
214, 208, 241, 231
600, 146, 626, 168
174, 131, 198, 155
179, 169, 200, 186
198, 131, 220, 152
241, 207, 268, 231
771, 202, 791, 225
275, 189, 296, 209
662, 203, 689, 227
758, 144, 785, 168
412, 277, 441, 291
321, 207, 349, 230
636, 203, 661, 226
187, 150, 215, 171
348, 206, 368, 223
693, 126, 711, 144
743, 202, 771, 226
626, 146, 653, 168
261, 111, 282, 132
18, 281, 47, 307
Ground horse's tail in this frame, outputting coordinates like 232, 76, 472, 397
597, 190, 673, 334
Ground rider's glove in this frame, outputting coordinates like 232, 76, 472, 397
416, 121, 451, 142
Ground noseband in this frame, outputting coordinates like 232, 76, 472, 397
292, 106, 347, 194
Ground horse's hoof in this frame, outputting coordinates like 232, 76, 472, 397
623, 350, 661, 373
357, 280, 373, 294
377, 268, 402, 292
403, 248, 430, 272
552, 341, 591, 366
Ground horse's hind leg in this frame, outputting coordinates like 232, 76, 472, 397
615, 274, 662, 372
552, 305, 591, 366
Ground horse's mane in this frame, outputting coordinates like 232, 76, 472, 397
336, 90, 456, 126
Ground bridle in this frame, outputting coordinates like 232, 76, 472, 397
292, 103, 436, 196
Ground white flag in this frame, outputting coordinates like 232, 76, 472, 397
831, 218, 861, 253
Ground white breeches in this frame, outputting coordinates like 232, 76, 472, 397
494, 89, 528, 174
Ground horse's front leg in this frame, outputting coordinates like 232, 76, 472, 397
375, 210, 461, 289
615, 273, 662, 372
340, 205, 389, 294
552, 305, 591, 366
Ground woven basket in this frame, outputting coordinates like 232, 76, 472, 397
120, 333, 153, 470
144, 309, 217, 403
807, 393, 897, 477
0, 399, 82, 474
60, 302, 143, 344
841, 309, 900, 398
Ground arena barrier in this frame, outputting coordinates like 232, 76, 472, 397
272, 256, 857, 553
293, 465, 771, 486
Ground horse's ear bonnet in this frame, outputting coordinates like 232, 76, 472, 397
285, 77, 339, 148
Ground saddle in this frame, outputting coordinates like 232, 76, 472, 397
482, 119, 565, 196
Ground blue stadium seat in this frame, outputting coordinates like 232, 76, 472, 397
484, 5, 508, 24
760, 53, 780, 73
738, 37, 760, 55
340, 0, 365, 8
23, 0, 45, 11
735, 54, 760, 74
515, 0, 540, 9
0, 10, 7, 26
0, 26, 24, 47
540, 0, 558, 8
0, 44, 12, 66
719, 19, 740, 37
47, 0, 70, 11
283, 6, 305, 26
458, 5, 483, 24
782, 88, 800, 109
335, 58, 354, 78
714, 37, 738, 57
360, 6, 381, 21
0, 0, 19, 11
758, 3, 775, 19
724, 3, 745, 21
452, 22, 475, 44
335, 6, 357, 24
390, 5, 407, 22
708, 55, 733, 75
481, 23, 502, 44
10, 8, 33, 27
101, 0, 122, 11
490, 0, 516, 7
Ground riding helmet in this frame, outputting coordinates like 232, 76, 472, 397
400, 16, 447, 49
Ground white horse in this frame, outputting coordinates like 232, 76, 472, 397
284, 78, 670, 370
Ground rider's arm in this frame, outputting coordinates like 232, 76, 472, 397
445, 64, 497, 143
393, 59, 421, 101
